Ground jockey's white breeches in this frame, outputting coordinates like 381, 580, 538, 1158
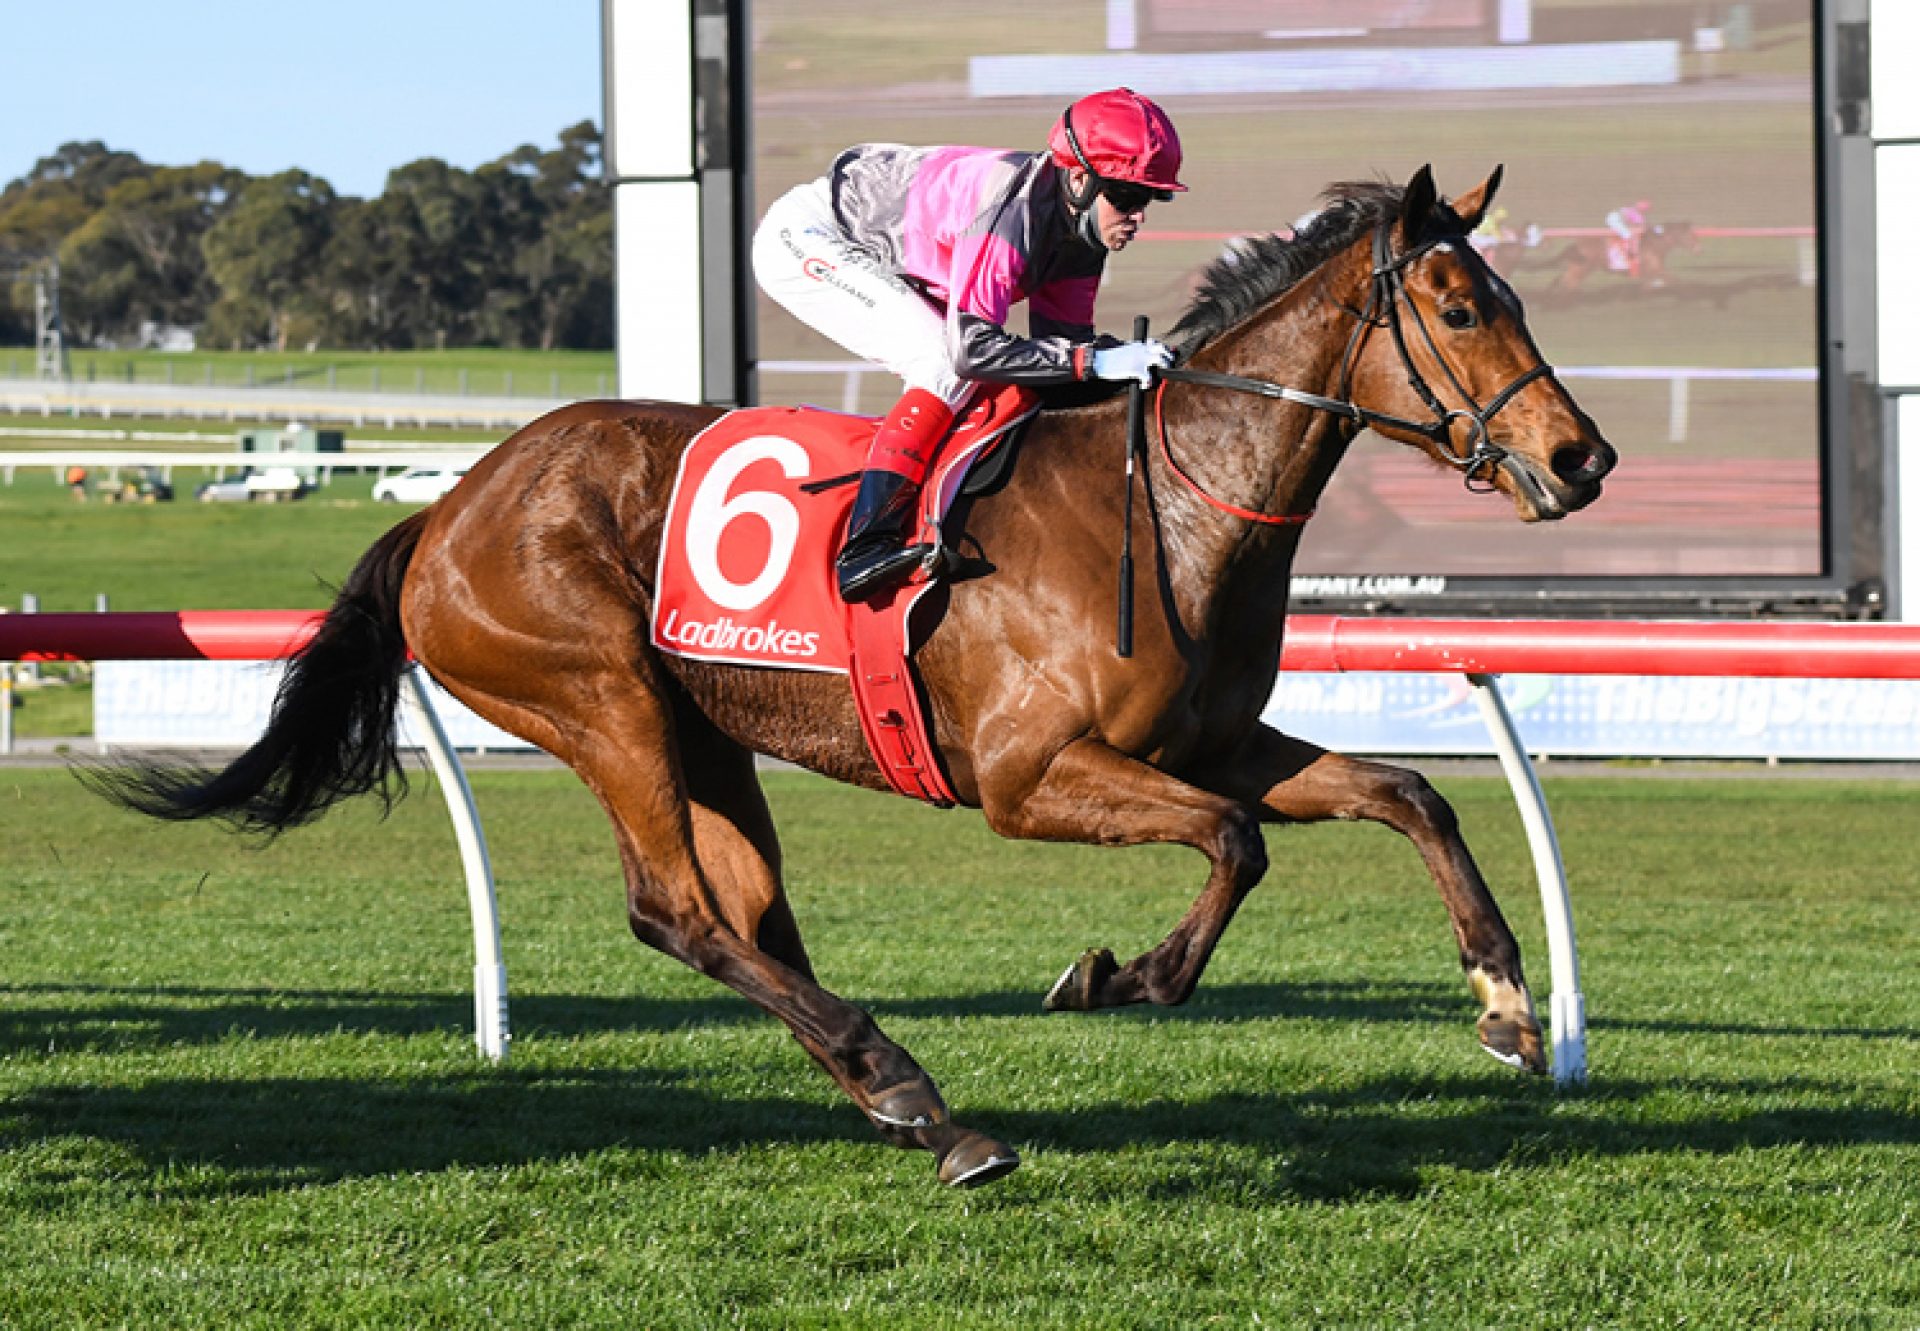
752, 179, 972, 409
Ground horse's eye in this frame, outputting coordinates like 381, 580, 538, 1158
1441, 306, 1476, 330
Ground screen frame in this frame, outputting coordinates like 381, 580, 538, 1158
738, 0, 1880, 621
1279, 2, 1876, 622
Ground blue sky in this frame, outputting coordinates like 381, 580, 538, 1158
1, 2, 602, 198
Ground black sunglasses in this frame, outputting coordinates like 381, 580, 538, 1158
1059, 107, 1172, 215
1101, 180, 1172, 213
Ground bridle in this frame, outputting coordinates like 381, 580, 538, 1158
1157, 220, 1559, 519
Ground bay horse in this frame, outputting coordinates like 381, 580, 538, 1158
1554, 220, 1699, 292
93, 166, 1617, 1187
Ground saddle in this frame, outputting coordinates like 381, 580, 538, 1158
651, 385, 1041, 804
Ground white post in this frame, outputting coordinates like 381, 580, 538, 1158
1467, 672, 1587, 1085
1668, 375, 1690, 444
1899, 398, 1920, 619
604, 0, 705, 403
1497, 0, 1532, 43
840, 366, 865, 415
1106, 0, 1137, 50
398, 667, 510, 1061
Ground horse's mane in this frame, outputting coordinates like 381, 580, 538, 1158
1167, 180, 1415, 357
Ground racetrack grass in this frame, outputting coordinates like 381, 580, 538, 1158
0, 471, 411, 614
4, 670, 90, 739
2, 766, 1915, 1327
0, 415, 499, 449
0, 347, 616, 402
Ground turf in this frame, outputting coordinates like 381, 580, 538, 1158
0, 471, 408, 614
1, 348, 617, 402
1, 765, 1914, 1327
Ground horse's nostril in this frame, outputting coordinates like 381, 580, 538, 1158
1552, 443, 1612, 485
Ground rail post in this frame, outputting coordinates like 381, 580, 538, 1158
398, 666, 510, 1062
1468, 673, 1586, 1084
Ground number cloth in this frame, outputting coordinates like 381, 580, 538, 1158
651, 390, 1039, 800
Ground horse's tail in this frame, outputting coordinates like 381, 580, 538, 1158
84, 511, 431, 837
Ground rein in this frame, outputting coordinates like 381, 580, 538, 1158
1152, 381, 1312, 526
1155, 220, 1557, 520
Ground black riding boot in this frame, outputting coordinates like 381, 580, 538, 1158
836, 469, 926, 603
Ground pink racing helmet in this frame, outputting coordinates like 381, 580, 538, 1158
1048, 88, 1187, 194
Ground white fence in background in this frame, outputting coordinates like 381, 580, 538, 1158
0, 450, 490, 487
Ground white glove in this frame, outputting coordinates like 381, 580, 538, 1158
1090, 339, 1173, 387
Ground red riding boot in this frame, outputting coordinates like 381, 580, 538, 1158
836, 388, 955, 603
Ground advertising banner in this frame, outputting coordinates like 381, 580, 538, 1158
93, 661, 534, 752
1264, 671, 1920, 760
95, 661, 1920, 761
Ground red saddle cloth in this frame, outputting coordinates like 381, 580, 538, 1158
652, 385, 1039, 805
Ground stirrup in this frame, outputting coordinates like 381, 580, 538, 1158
837, 541, 939, 604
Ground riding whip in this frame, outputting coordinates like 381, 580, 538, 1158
1118, 315, 1147, 658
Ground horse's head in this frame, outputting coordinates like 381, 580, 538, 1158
1348, 165, 1618, 521
1650, 221, 1700, 252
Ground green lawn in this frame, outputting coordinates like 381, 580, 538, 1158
4, 670, 90, 739
0, 471, 417, 614
0, 766, 1914, 1327
1, 347, 617, 402
0, 415, 498, 450
0, 432, 495, 746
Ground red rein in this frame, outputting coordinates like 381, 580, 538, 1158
1154, 382, 1314, 526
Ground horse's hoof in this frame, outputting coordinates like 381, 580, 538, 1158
1043, 947, 1118, 1011
936, 1130, 1020, 1188
1478, 1010, 1548, 1076
868, 1081, 950, 1143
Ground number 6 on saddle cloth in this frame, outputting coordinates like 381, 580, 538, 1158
651, 383, 1041, 804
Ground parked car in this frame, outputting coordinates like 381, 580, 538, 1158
102, 466, 174, 503
195, 467, 309, 503
373, 465, 469, 504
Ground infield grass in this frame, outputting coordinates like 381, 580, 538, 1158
0, 348, 616, 402
0, 472, 409, 615
1, 765, 1915, 1327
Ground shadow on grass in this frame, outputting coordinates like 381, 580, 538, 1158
983, 1072, 1920, 1203
0, 982, 756, 1052
4, 1064, 1916, 1205
0, 977, 1469, 1054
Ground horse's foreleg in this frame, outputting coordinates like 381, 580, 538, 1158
978, 737, 1268, 1010
1213, 725, 1546, 1075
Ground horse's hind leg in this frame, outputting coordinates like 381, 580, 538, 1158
1215, 725, 1547, 1075
572, 680, 1019, 1186
674, 708, 812, 979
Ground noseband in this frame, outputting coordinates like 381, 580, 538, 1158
1159, 220, 1558, 502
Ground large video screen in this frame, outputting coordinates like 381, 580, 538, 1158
748, 1, 1823, 600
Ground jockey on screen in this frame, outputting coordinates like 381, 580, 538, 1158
1468, 205, 1511, 267
1604, 198, 1652, 272
751, 87, 1185, 603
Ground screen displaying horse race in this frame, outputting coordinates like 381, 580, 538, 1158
748, 1, 1821, 597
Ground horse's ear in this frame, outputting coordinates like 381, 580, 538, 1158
1450, 164, 1504, 231
1400, 165, 1438, 248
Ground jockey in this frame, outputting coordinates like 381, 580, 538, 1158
1605, 198, 1652, 269
752, 87, 1185, 603
1469, 205, 1511, 260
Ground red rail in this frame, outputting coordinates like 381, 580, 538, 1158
7, 612, 1920, 682
1280, 616, 1920, 679
0, 611, 321, 663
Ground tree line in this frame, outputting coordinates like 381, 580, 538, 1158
0, 122, 611, 353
